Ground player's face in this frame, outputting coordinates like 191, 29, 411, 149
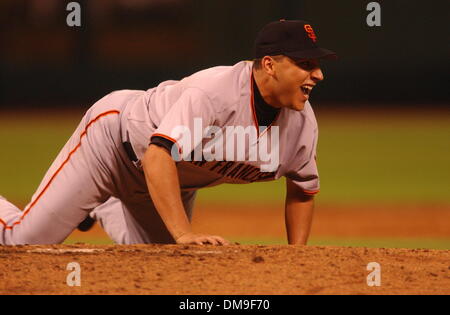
272, 57, 324, 111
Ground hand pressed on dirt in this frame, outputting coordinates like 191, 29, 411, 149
176, 233, 230, 246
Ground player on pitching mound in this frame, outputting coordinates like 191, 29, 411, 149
0, 20, 336, 246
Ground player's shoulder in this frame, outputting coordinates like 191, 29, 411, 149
180, 61, 252, 112
286, 101, 318, 132
301, 101, 318, 129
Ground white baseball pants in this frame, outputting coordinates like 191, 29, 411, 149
0, 91, 196, 245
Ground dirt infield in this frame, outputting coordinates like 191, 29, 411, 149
0, 244, 448, 295
68, 204, 450, 241
193, 204, 450, 239
3, 204, 449, 295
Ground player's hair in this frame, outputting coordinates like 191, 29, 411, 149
252, 55, 285, 71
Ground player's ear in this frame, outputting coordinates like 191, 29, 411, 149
262, 56, 276, 76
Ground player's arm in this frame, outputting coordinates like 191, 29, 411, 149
285, 178, 315, 245
143, 144, 230, 246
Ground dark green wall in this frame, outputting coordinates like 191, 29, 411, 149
0, 0, 448, 107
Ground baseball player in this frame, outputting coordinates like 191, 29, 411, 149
0, 20, 336, 246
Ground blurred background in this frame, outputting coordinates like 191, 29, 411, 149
0, 0, 449, 248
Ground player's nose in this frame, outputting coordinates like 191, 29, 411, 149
311, 67, 324, 83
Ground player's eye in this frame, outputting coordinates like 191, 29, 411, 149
297, 60, 317, 71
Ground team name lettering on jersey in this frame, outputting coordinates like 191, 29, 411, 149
188, 160, 277, 183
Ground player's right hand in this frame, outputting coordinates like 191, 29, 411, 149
175, 232, 231, 246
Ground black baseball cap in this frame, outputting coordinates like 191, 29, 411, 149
254, 19, 337, 60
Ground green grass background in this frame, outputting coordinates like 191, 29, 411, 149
1, 108, 449, 248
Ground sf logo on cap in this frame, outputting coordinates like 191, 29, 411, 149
304, 24, 317, 43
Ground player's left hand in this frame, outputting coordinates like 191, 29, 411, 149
176, 232, 231, 246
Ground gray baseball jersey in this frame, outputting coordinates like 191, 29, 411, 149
0, 61, 319, 245
125, 60, 319, 193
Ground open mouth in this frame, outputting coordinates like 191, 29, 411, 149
300, 85, 313, 97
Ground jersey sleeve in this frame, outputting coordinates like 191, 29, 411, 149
150, 136, 175, 154
150, 87, 216, 161
285, 128, 320, 195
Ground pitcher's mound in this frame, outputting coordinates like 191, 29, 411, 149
0, 244, 448, 295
